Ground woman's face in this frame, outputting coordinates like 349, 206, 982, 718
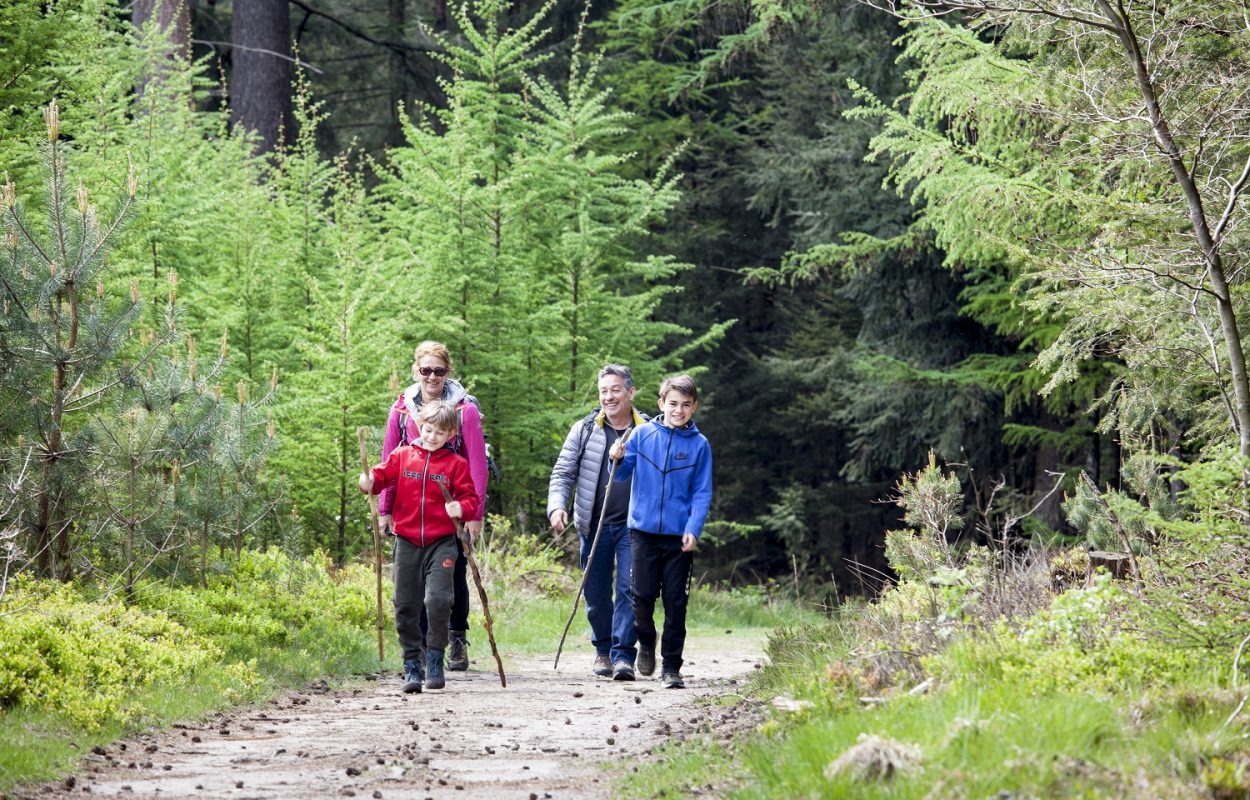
415, 354, 450, 399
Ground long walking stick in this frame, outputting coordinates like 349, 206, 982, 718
438, 482, 507, 687
356, 428, 385, 662
553, 426, 633, 669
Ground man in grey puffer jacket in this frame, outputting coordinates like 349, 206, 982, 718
547, 364, 648, 680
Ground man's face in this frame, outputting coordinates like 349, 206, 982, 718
659, 391, 697, 428
418, 421, 453, 452
598, 374, 635, 418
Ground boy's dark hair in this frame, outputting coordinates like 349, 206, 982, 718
417, 400, 460, 433
659, 374, 698, 402
599, 363, 635, 390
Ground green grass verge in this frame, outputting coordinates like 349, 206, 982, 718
481, 581, 821, 659
621, 665, 1236, 799
618, 615, 1243, 799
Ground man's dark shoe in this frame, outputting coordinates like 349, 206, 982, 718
637, 646, 656, 677
661, 670, 685, 689
448, 630, 469, 671
613, 661, 635, 681
426, 648, 446, 690
401, 660, 423, 694
593, 654, 613, 677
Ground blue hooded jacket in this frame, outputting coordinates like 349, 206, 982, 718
613, 417, 713, 539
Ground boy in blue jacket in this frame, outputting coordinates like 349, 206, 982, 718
609, 374, 712, 689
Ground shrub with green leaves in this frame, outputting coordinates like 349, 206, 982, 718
474, 516, 568, 598
138, 548, 378, 660
1143, 450, 1250, 649
0, 548, 382, 733
925, 576, 1213, 696
0, 577, 222, 729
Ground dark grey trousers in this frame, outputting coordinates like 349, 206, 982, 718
393, 535, 458, 663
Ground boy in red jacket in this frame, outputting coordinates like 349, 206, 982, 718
360, 400, 479, 693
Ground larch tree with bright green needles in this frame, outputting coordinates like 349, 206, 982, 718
376, 0, 727, 513
278, 158, 394, 563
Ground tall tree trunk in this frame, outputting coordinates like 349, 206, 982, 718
230, 0, 295, 156
132, 0, 191, 97
387, 0, 408, 149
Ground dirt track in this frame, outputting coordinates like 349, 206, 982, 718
25, 631, 766, 800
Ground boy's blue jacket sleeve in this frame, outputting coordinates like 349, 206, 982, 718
685, 442, 713, 539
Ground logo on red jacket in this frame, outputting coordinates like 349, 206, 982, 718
442, 558, 455, 568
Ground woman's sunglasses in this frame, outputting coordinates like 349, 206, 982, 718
418, 366, 449, 377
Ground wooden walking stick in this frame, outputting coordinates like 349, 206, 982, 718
438, 482, 507, 688
356, 427, 385, 662
554, 425, 633, 669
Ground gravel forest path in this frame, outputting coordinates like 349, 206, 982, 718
27, 631, 767, 800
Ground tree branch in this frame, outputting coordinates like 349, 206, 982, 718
285, 0, 442, 58
192, 39, 324, 75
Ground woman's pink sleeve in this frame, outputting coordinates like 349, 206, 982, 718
460, 403, 488, 521
378, 404, 402, 517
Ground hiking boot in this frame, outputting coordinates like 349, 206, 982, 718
661, 670, 685, 689
612, 661, 635, 681
593, 654, 613, 677
637, 646, 656, 677
426, 649, 446, 690
448, 630, 469, 671
401, 659, 423, 694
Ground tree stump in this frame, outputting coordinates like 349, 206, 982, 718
1087, 550, 1132, 581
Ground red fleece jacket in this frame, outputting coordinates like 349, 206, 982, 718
367, 445, 479, 547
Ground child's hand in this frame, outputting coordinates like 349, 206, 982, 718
379, 514, 393, 535
358, 471, 374, 493
608, 440, 625, 462
681, 533, 697, 553
445, 500, 462, 519
466, 519, 482, 542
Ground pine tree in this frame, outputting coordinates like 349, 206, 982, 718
0, 102, 143, 579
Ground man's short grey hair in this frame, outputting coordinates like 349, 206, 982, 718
599, 363, 634, 390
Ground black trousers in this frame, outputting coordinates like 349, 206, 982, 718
630, 530, 694, 672
393, 535, 458, 663
421, 538, 470, 634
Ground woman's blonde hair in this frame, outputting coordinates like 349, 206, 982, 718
412, 340, 454, 379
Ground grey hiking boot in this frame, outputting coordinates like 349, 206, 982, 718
401, 659, 423, 694
426, 649, 446, 690
593, 654, 613, 677
448, 630, 469, 671
661, 670, 685, 689
613, 661, 635, 681
637, 645, 656, 677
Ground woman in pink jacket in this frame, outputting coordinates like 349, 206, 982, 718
379, 340, 488, 672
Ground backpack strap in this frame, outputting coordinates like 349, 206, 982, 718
396, 399, 412, 447
572, 407, 601, 476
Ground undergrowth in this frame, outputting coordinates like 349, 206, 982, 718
0, 516, 820, 790
619, 454, 1250, 799
0, 548, 384, 789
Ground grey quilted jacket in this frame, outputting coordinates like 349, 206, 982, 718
546, 407, 649, 536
